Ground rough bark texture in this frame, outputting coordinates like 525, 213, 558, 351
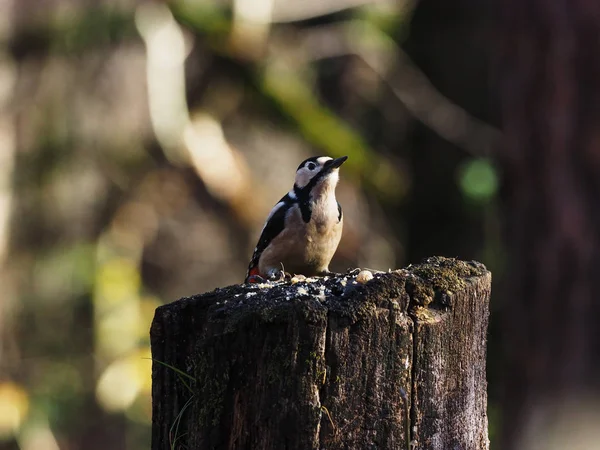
497, 0, 600, 447
150, 256, 490, 450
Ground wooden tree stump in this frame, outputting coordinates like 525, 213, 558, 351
150, 256, 491, 450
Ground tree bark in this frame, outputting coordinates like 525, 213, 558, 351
150, 257, 490, 450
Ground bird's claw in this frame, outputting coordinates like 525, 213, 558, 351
248, 270, 292, 284
275, 271, 293, 281
319, 269, 341, 278
265, 269, 291, 282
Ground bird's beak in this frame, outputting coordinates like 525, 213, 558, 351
325, 156, 348, 171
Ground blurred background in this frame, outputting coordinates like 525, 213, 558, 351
1, 0, 599, 449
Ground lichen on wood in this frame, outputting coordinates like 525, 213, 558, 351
151, 256, 491, 450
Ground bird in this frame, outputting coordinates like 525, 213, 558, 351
245, 155, 348, 283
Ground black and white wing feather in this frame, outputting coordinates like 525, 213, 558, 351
245, 193, 294, 282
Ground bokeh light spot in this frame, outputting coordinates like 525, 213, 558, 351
458, 158, 499, 202
0, 382, 29, 439
96, 348, 150, 413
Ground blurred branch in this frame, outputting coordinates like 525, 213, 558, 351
0, 53, 17, 371
269, 0, 405, 23
300, 21, 501, 156
136, 3, 270, 225
170, 1, 498, 158
0, 57, 15, 264
170, 0, 408, 25
171, 0, 406, 200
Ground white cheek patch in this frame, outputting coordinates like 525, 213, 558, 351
295, 169, 311, 188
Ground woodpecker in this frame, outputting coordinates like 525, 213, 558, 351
245, 155, 348, 283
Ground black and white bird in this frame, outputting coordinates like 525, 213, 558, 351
245, 155, 348, 283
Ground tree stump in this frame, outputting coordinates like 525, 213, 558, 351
150, 256, 491, 450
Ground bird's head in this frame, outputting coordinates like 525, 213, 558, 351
294, 156, 348, 196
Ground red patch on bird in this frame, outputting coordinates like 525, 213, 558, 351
247, 266, 260, 282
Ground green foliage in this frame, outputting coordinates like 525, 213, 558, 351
170, 0, 230, 37
55, 9, 138, 54
169, 395, 194, 450
148, 359, 195, 394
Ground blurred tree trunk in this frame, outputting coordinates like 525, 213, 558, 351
498, 0, 600, 447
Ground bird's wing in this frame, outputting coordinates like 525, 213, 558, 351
245, 194, 292, 282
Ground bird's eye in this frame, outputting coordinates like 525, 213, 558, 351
307, 162, 317, 170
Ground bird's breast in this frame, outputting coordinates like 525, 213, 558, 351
310, 197, 340, 230
258, 197, 342, 276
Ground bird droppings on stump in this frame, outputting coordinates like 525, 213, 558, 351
150, 256, 491, 450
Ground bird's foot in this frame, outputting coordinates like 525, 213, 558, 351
270, 271, 288, 282
319, 269, 342, 278
265, 269, 291, 282
247, 268, 293, 284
